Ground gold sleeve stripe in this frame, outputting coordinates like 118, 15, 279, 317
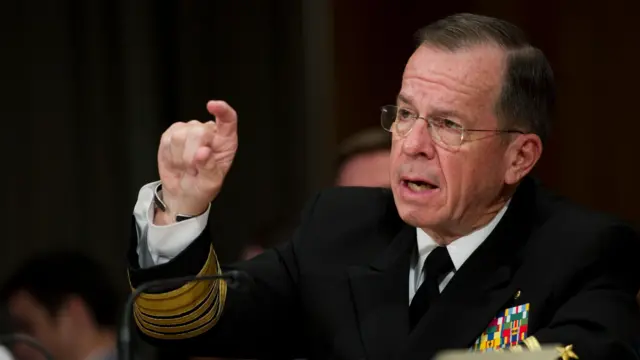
134, 308, 215, 340
134, 251, 218, 319
135, 291, 220, 333
135, 273, 228, 339
136, 246, 218, 300
132, 245, 229, 340
135, 276, 219, 317
134, 280, 218, 325
134, 246, 218, 300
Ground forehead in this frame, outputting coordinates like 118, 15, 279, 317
400, 44, 506, 112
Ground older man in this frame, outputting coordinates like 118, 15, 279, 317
128, 14, 640, 360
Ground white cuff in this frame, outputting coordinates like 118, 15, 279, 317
134, 181, 210, 267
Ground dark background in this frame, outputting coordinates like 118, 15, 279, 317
1, 0, 638, 293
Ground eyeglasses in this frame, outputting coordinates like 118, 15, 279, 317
380, 105, 524, 150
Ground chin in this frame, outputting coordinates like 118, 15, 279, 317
392, 185, 445, 224
395, 203, 444, 228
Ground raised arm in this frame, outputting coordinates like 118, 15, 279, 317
126, 101, 309, 358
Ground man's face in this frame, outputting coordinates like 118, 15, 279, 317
390, 44, 513, 238
7, 291, 67, 360
336, 150, 390, 187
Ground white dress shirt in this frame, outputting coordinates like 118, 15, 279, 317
133, 181, 509, 304
407, 203, 509, 303
134, 181, 210, 267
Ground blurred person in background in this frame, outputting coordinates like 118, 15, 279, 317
0, 251, 119, 360
335, 127, 391, 188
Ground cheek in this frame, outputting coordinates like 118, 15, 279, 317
448, 147, 505, 200
439, 152, 464, 193
440, 149, 492, 200
388, 148, 403, 180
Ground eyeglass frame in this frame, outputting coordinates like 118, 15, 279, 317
380, 105, 525, 150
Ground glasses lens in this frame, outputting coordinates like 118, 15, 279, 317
380, 105, 397, 132
381, 105, 417, 136
428, 118, 463, 150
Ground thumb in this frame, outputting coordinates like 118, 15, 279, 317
206, 100, 238, 138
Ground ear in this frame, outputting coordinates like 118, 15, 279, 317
504, 134, 542, 185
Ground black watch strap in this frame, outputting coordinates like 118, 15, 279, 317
153, 183, 195, 222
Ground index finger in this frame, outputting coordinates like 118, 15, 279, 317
206, 100, 237, 137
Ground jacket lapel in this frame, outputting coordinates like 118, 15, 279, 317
347, 222, 415, 360
398, 178, 538, 360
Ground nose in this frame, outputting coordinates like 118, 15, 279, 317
401, 118, 436, 159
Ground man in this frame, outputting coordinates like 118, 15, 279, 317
0, 252, 119, 360
335, 127, 391, 187
128, 14, 640, 360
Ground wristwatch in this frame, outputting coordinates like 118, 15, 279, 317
153, 183, 195, 222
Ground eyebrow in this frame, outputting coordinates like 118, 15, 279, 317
396, 93, 414, 106
396, 93, 465, 120
431, 108, 464, 120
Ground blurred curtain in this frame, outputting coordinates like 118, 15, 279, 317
0, 0, 335, 289
2, 0, 141, 287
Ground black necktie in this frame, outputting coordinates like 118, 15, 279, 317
409, 246, 455, 329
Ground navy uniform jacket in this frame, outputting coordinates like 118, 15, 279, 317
127, 177, 640, 360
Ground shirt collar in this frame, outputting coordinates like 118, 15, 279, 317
416, 201, 510, 270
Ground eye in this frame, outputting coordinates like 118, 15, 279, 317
434, 117, 462, 130
397, 108, 414, 121
444, 119, 462, 129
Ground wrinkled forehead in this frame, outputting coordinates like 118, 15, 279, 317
401, 44, 506, 105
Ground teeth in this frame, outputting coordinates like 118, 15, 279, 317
408, 181, 430, 191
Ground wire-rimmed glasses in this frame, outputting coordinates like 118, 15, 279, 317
380, 105, 524, 150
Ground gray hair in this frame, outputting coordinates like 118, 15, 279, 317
416, 13, 555, 143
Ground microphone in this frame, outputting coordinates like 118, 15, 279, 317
0, 333, 54, 360
118, 270, 250, 360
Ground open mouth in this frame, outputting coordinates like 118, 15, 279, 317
402, 179, 439, 192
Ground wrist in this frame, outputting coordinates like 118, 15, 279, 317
153, 207, 176, 226
152, 183, 208, 225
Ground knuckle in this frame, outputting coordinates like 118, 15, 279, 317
190, 125, 207, 137
162, 122, 185, 142
167, 121, 185, 132
171, 128, 189, 145
205, 121, 217, 131
160, 133, 171, 147
188, 125, 212, 144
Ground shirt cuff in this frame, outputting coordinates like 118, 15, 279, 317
133, 181, 211, 267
